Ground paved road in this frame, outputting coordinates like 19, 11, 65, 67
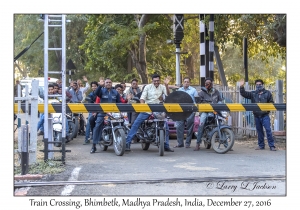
23, 132, 286, 197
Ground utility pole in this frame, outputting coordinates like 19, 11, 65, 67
173, 14, 184, 86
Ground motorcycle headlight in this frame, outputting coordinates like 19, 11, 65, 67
221, 111, 228, 118
112, 113, 121, 119
153, 112, 166, 120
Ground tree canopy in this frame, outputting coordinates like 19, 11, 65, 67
14, 14, 286, 86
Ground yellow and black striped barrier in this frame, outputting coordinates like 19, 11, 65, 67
14, 103, 286, 114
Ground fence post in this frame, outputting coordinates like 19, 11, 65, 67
29, 80, 39, 164
236, 82, 243, 136
275, 80, 284, 130
17, 84, 22, 157
21, 124, 29, 175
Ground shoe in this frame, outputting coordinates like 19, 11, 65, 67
194, 143, 200, 151
185, 145, 191, 148
66, 136, 70, 143
174, 145, 184, 148
37, 130, 44, 136
270, 147, 277, 151
125, 143, 131, 151
83, 140, 90, 145
255, 146, 265, 150
173, 145, 184, 148
90, 146, 97, 153
164, 147, 174, 152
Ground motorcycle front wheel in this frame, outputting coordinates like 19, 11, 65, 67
54, 131, 62, 147
73, 118, 79, 138
211, 128, 234, 154
113, 128, 126, 156
159, 129, 164, 156
68, 121, 76, 139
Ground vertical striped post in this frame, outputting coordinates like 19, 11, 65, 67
199, 14, 205, 86
209, 15, 214, 80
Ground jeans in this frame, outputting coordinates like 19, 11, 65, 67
92, 113, 105, 144
196, 112, 208, 144
255, 115, 275, 148
37, 113, 45, 131
176, 112, 195, 146
126, 112, 171, 149
85, 113, 93, 141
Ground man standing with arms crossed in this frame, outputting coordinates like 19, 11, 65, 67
173, 77, 198, 148
125, 74, 174, 152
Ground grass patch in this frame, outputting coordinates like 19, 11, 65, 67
14, 130, 66, 175
14, 159, 65, 175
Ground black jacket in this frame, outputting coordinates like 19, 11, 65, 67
198, 87, 222, 104
240, 86, 274, 117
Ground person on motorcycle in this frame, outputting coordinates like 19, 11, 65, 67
68, 81, 83, 103
125, 74, 174, 152
37, 84, 71, 142
90, 78, 121, 153
194, 77, 222, 151
84, 81, 99, 145
239, 79, 276, 151
77, 76, 90, 102
53, 83, 59, 94
68, 81, 85, 135
115, 84, 128, 103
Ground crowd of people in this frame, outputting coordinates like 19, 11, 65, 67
34, 74, 277, 154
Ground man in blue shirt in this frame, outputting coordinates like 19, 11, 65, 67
68, 81, 83, 103
173, 77, 198, 148
90, 78, 121, 153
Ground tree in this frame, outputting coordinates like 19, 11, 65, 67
213, 14, 286, 60
219, 42, 285, 85
14, 14, 90, 87
81, 14, 176, 84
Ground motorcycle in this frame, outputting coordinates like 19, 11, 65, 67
196, 100, 234, 154
48, 98, 75, 146
52, 113, 63, 147
135, 112, 167, 156
66, 113, 77, 139
99, 112, 126, 156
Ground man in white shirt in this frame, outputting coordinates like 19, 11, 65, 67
125, 74, 174, 152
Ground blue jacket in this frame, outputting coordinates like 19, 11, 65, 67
87, 91, 97, 103
240, 86, 274, 117
94, 86, 121, 103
